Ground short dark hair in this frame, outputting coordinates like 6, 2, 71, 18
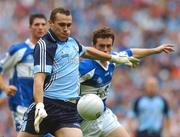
29, 13, 47, 26
50, 7, 71, 22
93, 27, 115, 45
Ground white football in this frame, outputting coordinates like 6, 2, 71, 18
77, 94, 104, 120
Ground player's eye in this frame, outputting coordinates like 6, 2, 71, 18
59, 23, 72, 27
66, 23, 72, 27
106, 44, 112, 48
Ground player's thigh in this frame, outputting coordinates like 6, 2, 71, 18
12, 106, 28, 131
17, 131, 41, 137
81, 120, 102, 137
54, 127, 83, 137
106, 126, 130, 137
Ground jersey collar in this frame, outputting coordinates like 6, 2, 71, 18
25, 39, 35, 49
47, 29, 69, 43
95, 60, 110, 71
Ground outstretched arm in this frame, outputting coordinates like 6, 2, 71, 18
131, 44, 174, 59
82, 47, 139, 67
82, 47, 112, 61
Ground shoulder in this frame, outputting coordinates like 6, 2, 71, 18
36, 37, 57, 51
8, 41, 27, 56
157, 95, 169, 104
112, 49, 133, 57
134, 95, 144, 104
79, 59, 95, 75
69, 37, 79, 44
80, 59, 95, 68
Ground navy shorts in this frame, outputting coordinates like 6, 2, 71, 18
20, 97, 81, 135
136, 130, 161, 137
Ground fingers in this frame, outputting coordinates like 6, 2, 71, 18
34, 115, 43, 133
161, 44, 175, 53
163, 47, 175, 53
34, 103, 47, 133
6, 86, 17, 96
125, 62, 133, 67
128, 57, 140, 66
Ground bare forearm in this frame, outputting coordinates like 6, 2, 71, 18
83, 47, 112, 61
128, 118, 135, 135
0, 75, 9, 91
131, 48, 159, 59
164, 117, 171, 137
33, 73, 46, 103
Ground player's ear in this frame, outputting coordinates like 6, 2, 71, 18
48, 20, 53, 26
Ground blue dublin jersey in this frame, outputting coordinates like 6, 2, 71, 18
79, 49, 132, 102
0, 39, 34, 111
34, 29, 87, 101
130, 95, 171, 131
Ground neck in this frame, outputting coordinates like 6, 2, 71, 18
100, 61, 108, 67
30, 37, 38, 45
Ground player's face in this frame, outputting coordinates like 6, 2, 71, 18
49, 13, 72, 41
145, 78, 158, 96
94, 38, 113, 54
30, 18, 47, 40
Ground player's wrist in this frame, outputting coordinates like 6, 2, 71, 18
110, 54, 128, 64
110, 55, 119, 63
36, 102, 44, 109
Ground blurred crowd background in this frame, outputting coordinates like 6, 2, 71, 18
0, 0, 179, 137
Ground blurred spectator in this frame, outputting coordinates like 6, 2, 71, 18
128, 76, 171, 137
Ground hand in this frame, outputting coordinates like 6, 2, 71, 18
156, 44, 175, 54
34, 102, 47, 133
127, 56, 140, 68
4, 85, 17, 96
111, 55, 140, 68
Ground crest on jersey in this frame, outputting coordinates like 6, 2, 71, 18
97, 77, 102, 84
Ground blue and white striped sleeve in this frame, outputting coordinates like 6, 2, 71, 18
0, 45, 25, 74
34, 38, 57, 74
116, 49, 133, 57
79, 59, 95, 83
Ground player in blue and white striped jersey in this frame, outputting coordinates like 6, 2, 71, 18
0, 14, 48, 131
79, 27, 174, 137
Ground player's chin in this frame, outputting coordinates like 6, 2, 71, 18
36, 34, 45, 38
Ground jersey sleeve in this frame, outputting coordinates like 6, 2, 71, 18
34, 38, 57, 74
74, 39, 87, 56
0, 45, 25, 74
161, 97, 171, 117
116, 49, 133, 57
128, 97, 141, 118
79, 59, 95, 83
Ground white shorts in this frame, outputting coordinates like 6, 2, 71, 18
81, 108, 122, 137
12, 105, 28, 131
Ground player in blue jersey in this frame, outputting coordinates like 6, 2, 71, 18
79, 27, 174, 137
18, 7, 139, 137
0, 14, 48, 132
128, 76, 171, 137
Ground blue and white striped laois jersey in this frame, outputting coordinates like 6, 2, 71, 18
129, 95, 171, 132
79, 49, 133, 106
34, 29, 87, 101
0, 39, 34, 111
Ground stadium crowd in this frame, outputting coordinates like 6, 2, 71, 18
0, 0, 179, 137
